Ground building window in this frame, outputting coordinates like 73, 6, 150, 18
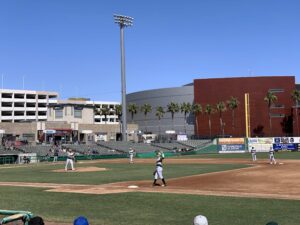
270, 113, 285, 118
55, 109, 63, 119
271, 104, 285, 109
269, 88, 284, 93
74, 109, 82, 118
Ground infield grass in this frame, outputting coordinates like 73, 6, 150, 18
0, 162, 248, 184
0, 186, 299, 225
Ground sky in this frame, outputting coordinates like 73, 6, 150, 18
0, 0, 299, 102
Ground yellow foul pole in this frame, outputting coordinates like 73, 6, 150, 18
245, 93, 251, 137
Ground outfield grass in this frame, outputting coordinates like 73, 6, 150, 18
0, 162, 248, 184
0, 186, 299, 225
187, 151, 300, 159
0, 159, 298, 225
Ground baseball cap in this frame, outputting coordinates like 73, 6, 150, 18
266, 222, 279, 225
28, 216, 45, 225
193, 215, 208, 225
74, 216, 89, 225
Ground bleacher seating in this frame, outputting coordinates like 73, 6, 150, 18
64, 144, 120, 155
151, 142, 191, 151
97, 141, 166, 153
19, 145, 56, 156
10, 140, 211, 157
177, 139, 212, 148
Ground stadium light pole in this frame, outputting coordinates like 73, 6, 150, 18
114, 14, 133, 142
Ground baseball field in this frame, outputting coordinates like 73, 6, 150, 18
0, 153, 300, 225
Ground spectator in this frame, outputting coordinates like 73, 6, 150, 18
193, 215, 208, 225
28, 216, 45, 225
53, 146, 59, 162
266, 222, 279, 225
74, 216, 89, 225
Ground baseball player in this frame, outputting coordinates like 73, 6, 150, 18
65, 148, 75, 171
53, 146, 59, 163
269, 147, 277, 165
152, 150, 167, 187
128, 148, 135, 164
250, 146, 257, 161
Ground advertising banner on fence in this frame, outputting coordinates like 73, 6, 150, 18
273, 137, 300, 144
273, 143, 298, 151
248, 138, 273, 152
248, 138, 273, 144
218, 144, 246, 153
218, 138, 245, 145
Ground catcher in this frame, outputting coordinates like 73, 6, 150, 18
152, 150, 167, 187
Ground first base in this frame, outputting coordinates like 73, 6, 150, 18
128, 185, 139, 189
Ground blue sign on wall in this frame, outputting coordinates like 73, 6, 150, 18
273, 143, 298, 151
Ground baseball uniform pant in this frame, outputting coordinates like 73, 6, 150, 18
154, 166, 163, 179
65, 159, 75, 170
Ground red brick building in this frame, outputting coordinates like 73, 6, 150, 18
194, 76, 296, 137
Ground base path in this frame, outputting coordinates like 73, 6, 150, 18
0, 158, 300, 200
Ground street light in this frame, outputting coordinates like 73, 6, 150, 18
114, 14, 134, 142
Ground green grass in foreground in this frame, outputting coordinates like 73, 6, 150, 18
0, 187, 299, 225
0, 163, 247, 184
188, 151, 300, 159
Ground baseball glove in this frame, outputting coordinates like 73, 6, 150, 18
153, 170, 156, 176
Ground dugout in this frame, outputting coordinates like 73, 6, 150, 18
0, 153, 18, 164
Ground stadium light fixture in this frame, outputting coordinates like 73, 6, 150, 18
114, 14, 134, 142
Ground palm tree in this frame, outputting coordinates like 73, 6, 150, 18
205, 104, 214, 138
115, 105, 122, 133
140, 103, 152, 132
128, 103, 138, 123
100, 105, 110, 124
264, 91, 277, 136
227, 96, 239, 134
192, 103, 202, 136
180, 102, 192, 134
167, 102, 180, 131
291, 90, 300, 136
216, 101, 227, 137
155, 106, 165, 137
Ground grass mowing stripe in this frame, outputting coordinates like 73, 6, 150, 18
0, 163, 248, 184
0, 187, 298, 225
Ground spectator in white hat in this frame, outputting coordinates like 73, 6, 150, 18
193, 215, 208, 225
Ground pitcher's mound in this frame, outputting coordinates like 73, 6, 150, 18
53, 167, 107, 172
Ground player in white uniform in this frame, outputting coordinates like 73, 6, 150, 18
65, 149, 75, 171
250, 147, 257, 161
128, 148, 135, 163
269, 147, 277, 165
152, 150, 167, 187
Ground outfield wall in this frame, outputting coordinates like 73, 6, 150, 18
218, 138, 246, 153
217, 137, 300, 153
